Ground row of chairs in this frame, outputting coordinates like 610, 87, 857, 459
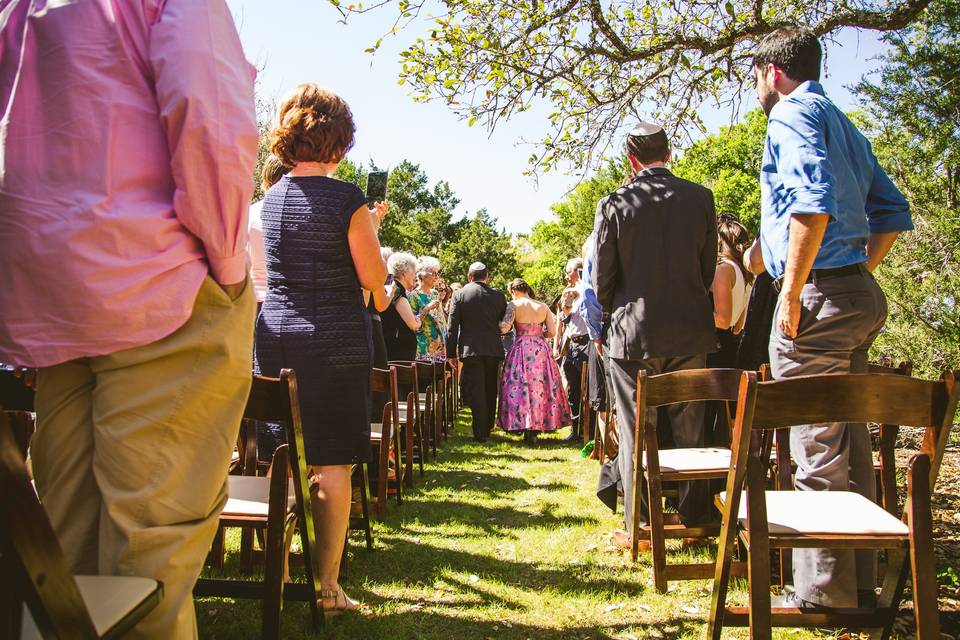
621, 365, 956, 639
2, 361, 460, 640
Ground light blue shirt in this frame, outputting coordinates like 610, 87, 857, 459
759, 81, 912, 280
579, 233, 603, 341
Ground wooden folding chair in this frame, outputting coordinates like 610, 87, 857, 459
391, 362, 425, 485
0, 368, 35, 463
631, 368, 746, 593
195, 370, 323, 639
370, 367, 403, 521
1, 412, 163, 640
708, 370, 958, 640
766, 361, 914, 585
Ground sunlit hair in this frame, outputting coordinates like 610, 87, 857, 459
380, 247, 394, 265
717, 214, 755, 285
508, 278, 536, 299
416, 256, 441, 279
260, 154, 287, 191
565, 257, 583, 276
387, 252, 417, 279
269, 83, 355, 168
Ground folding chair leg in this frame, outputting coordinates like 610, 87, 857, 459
359, 463, 374, 550
873, 548, 910, 640
745, 457, 772, 640
907, 455, 939, 640
262, 449, 290, 640
642, 426, 669, 593
240, 526, 256, 573
207, 525, 226, 569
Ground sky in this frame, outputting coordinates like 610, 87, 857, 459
225, 1, 890, 235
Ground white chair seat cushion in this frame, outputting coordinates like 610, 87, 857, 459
644, 447, 731, 473
21, 575, 159, 639
370, 423, 383, 441
719, 490, 909, 536
223, 475, 295, 518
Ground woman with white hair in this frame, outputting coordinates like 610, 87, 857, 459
380, 252, 437, 361
408, 255, 447, 362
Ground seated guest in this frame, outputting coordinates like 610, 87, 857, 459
255, 83, 388, 614
446, 282, 463, 315
409, 256, 448, 362
382, 252, 438, 362
0, 2, 259, 636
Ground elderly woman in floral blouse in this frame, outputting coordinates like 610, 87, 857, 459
408, 255, 448, 362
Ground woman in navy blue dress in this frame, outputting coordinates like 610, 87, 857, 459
254, 84, 387, 614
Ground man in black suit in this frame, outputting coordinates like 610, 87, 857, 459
595, 122, 718, 546
446, 262, 508, 442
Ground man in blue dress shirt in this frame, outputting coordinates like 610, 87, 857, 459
744, 27, 913, 610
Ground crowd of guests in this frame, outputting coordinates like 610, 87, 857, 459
0, 0, 912, 634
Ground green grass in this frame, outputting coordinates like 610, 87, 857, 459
195, 412, 837, 639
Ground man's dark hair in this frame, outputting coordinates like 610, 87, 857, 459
626, 124, 669, 164
468, 266, 488, 281
753, 27, 822, 83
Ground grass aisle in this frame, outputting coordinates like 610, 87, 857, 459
198, 412, 759, 639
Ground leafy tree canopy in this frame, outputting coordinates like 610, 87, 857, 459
332, 0, 933, 174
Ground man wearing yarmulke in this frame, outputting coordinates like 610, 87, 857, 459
594, 122, 718, 550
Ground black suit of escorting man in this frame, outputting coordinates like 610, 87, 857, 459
446, 274, 507, 441
595, 165, 717, 531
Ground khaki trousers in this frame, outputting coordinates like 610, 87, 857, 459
32, 275, 254, 639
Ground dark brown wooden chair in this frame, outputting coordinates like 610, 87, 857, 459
370, 367, 403, 521
708, 370, 958, 640
390, 362, 425, 485
195, 370, 324, 639
1, 411, 163, 640
0, 368, 35, 462
630, 368, 747, 593
765, 361, 914, 586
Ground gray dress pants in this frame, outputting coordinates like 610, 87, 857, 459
769, 266, 887, 608
610, 353, 708, 532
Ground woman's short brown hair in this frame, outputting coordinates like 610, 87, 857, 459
269, 84, 355, 168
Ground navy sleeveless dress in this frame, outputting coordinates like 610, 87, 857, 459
254, 175, 371, 466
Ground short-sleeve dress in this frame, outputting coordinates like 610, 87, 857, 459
254, 175, 372, 466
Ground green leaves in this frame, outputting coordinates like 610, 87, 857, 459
329, 0, 932, 175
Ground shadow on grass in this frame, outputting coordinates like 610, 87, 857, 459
348, 537, 644, 602
198, 603, 704, 640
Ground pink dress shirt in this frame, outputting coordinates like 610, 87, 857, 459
0, 0, 258, 368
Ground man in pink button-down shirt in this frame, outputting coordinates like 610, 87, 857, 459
0, 1, 258, 637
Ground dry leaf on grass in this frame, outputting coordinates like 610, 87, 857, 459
604, 603, 625, 613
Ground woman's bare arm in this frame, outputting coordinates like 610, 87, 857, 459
347, 204, 387, 291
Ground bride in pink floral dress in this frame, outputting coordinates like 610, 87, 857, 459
497, 278, 572, 443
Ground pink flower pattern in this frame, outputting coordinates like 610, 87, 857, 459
497, 323, 572, 432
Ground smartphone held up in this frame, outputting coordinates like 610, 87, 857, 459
366, 170, 388, 204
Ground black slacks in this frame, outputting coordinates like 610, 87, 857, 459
460, 355, 501, 441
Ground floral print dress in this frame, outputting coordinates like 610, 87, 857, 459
497, 322, 572, 432
409, 289, 447, 362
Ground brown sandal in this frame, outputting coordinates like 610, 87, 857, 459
319, 585, 359, 617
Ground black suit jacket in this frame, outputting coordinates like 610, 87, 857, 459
445, 282, 508, 359
595, 167, 717, 361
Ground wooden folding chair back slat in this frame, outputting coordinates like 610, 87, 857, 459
0, 412, 163, 640
632, 368, 745, 592
708, 370, 959, 640
195, 369, 323, 638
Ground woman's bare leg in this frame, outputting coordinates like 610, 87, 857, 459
308, 464, 358, 609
